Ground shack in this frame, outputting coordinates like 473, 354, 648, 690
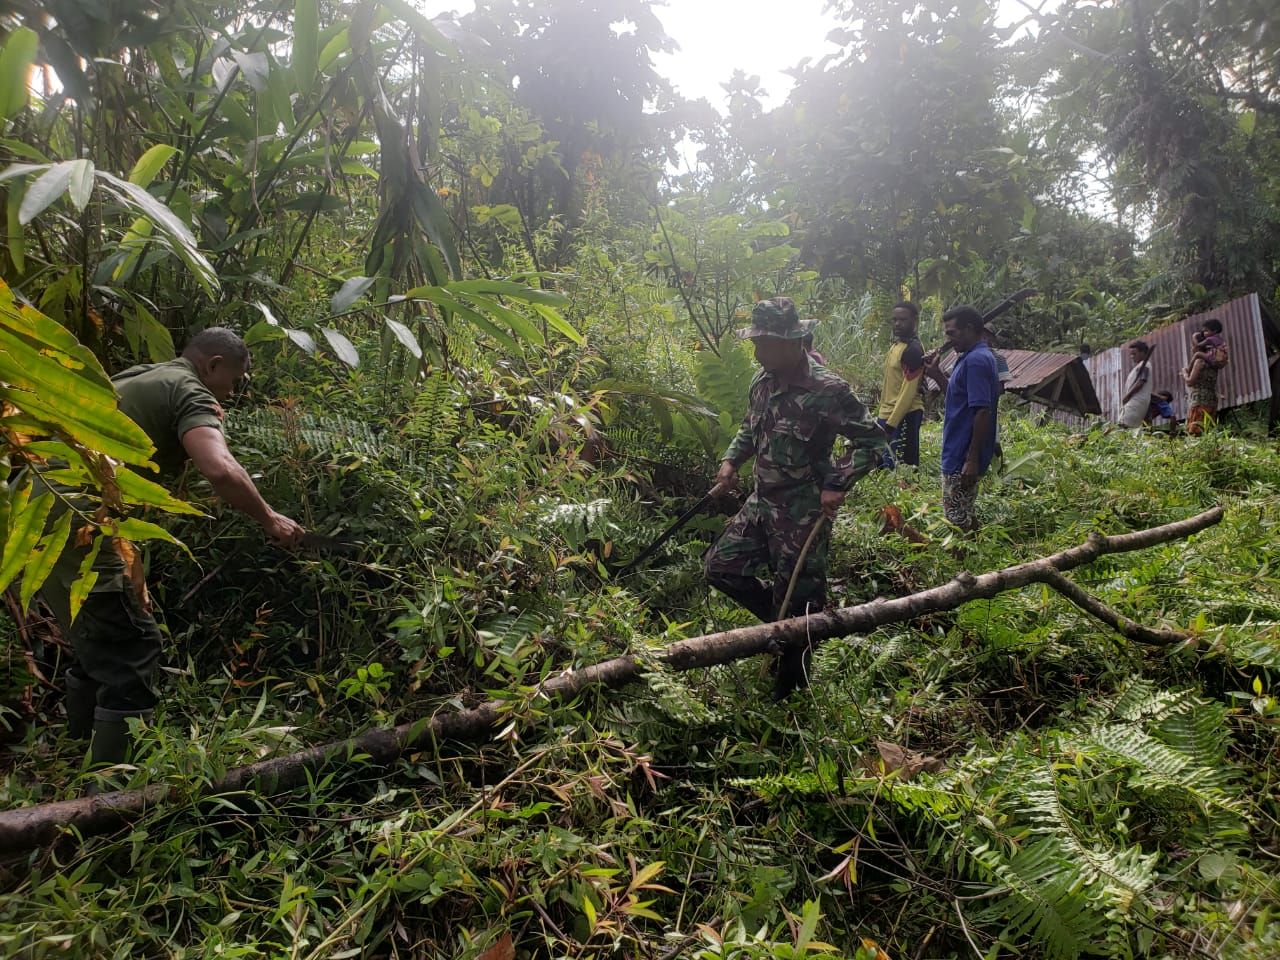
938, 349, 1101, 417
1086, 293, 1280, 425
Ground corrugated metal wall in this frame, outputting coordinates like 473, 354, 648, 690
1085, 293, 1271, 421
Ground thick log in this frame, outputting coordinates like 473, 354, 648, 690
0, 506, 1223, 853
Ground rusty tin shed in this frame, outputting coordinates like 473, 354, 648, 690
1085, 293, 1278, 422
938, 348, 1101, 417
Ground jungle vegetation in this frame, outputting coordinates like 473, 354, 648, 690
1, 0, 1279, 957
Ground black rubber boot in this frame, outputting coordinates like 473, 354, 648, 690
770, 646, 813, 702
89, 706, 152, 768
770, 595, 822, 702
64, 668, 100, 741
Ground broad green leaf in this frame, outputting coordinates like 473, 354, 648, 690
231, 50, 270, 94
410, 182, 461, 280
129, 144, 179, 187
109, 517, 186, 551
69, 536, 102, 623
267, 58, 297, 132
253, 300, 282, 326
66, 158, 94, 212
531, 303, 585, 346
0, 280, 111, 388
796, 899, 821, 953
19, 160, 76, 224
0, 162, 49, 185
331, 275, 376, 314
0, 385, 155, 467
384, 317, 422, 358
1238, 111, 1256, 137
448, 279, 570, 309
126, 295, 175, 361
294, 0, 319, 93
335, 159, 378, 177
320, 327, 360, 367
244, 318, 286, 347
282, 193, 345, 213
0, 138, 48, 162
19, 508, 72, 610
318, 28, 351, 72
465, 293, 544, 345
115, 470, 201, 517
284, 328, 317, 353
400, 284, 519, 351
379, 0, 454, 53
0, 27, 39, 123
94, 172, 219, 299
0, 491, 53, 593
6, 179, 24, 272
111, 216, 155, 283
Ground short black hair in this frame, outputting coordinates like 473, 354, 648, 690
184, 327, 250, 365
1130, 339, 1150, 355
893, 301, 920, 318
1203, 317, 1223, 334
941, 305, 983, 332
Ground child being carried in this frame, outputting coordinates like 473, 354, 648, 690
1183, 318, 1227, 386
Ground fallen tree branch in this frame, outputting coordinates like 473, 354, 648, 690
1038, 569, 1190, 646
0, 507, 1223, 853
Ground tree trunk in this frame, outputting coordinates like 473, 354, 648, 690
0, 507, 1223, 853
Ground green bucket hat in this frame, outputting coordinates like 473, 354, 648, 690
736, 297, 818, 340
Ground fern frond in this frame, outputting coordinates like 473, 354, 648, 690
230, 408, 384, 459
1073, 724, 1241, 813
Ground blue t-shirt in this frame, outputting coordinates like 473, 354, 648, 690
941, 341, 1000, 475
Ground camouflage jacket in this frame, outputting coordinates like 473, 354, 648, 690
723, 357, 885, 496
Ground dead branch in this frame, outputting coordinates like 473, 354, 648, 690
0, 507, 1223, 853
1039, 569, 1190, 646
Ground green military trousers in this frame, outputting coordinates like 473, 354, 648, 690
704, 486, 830, 622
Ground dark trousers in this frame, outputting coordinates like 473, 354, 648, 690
703, 493, 829, 621
881, 410, 923, 470
49, 586, 162, 714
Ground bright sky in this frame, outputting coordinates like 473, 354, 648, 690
651, 0, 843, 111
419, 1, 842, 111
421, 1, 1039, 112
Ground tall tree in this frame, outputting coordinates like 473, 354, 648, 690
744, 0, 1029, 296
1019, 0, 1280, 303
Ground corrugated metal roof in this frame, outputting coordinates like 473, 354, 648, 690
1086, 293, 1273, 422
940, 348, 1101, 415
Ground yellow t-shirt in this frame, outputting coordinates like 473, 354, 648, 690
878, 338, 926, 428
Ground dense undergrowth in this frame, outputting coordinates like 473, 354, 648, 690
2, 359, 1278, 959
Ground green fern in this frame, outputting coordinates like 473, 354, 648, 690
693, 339, 755, 445
878, 678, 1243, 960
230, 407, 384, 459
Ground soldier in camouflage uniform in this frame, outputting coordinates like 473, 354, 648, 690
704, 298, 886, 700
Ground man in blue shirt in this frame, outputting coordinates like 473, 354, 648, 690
923, 305, 1000, 532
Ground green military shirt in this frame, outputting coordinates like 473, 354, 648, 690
724, 356, 885, 498
36, 357, 224, 620
113, 357, 225, 477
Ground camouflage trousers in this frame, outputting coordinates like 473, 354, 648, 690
704, 487, 830, 622
942, 472, 980, 532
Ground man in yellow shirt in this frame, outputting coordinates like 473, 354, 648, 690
876, 301, 926, 470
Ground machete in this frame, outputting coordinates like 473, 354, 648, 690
981, 287, 1037, 325
615, 490, 714, 576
